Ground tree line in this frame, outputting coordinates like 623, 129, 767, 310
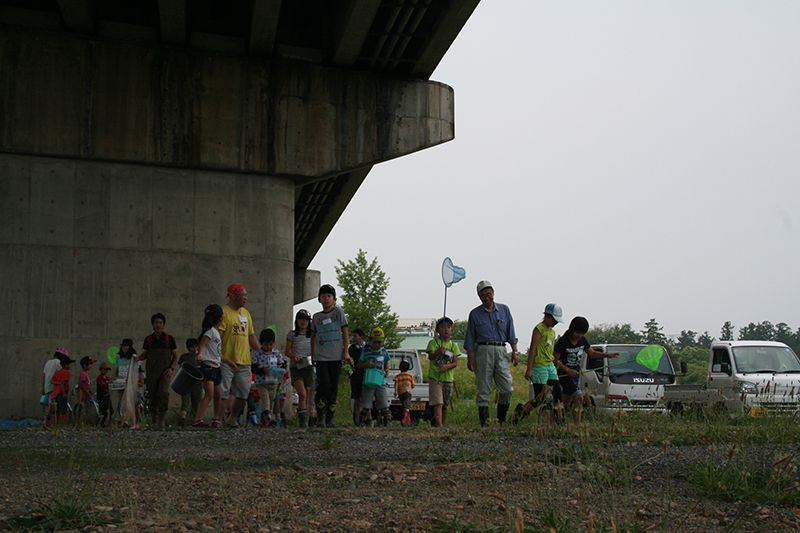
332, 250, 800, 379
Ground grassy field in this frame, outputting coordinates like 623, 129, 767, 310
2, 357, 799, 531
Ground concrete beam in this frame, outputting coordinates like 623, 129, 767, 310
294, 168, 371, 268
294, 268, 321, 305
0, 28, 455, 179
56, 0, 93, 33
158, 0, 187, 44
249, 0, 281, 57
98, 21, 157, 43
0, 6, 62, 30
190, 32, 246, 54
332, 0, 380, 65
410, 0, 480, 78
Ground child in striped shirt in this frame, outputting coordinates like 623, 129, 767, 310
393, 360, 415, 426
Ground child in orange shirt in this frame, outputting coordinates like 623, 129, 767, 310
394, 360, 415, 427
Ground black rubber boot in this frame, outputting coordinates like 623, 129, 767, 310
298, 410, 309, 428
497, 403, 509, 424
325, 407, 335, 428
478, 406, 489, 427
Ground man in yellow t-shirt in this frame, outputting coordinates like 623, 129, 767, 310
218, 283, 260, 427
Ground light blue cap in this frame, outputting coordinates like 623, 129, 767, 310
543, 303, 563, 323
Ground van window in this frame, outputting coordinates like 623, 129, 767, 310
711, 348, 731, 374
586, 348, 604, 370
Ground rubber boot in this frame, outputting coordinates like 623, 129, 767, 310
497, 403, 509, 425
478, 406, 489, 427
325, 407, 335, 428
298, 410, 309, 428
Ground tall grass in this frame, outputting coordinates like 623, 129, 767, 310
331, 353, 800, 447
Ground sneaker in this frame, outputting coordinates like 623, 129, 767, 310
191, 419, 208, 428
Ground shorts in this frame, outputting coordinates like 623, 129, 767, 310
200, 364, 222, 385
291, 365, 314, 388
257, 383, 278, 412
97, 394, 111, 414
361, 386, 389, 410
429, 381, 453, 407
398, 391, 412, 410
559, 376, 582, 397
221, 364, 251, 400
54, 394, 68, 414
531, 363, 558, 385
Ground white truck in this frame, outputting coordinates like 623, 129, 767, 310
581, 343, 678, 412
664, 340, 800, 415
385, 349, 431, 422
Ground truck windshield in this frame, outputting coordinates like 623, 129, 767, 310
732, 346, 800, 373
606, 345, 675, 376
386, 350, 424, 381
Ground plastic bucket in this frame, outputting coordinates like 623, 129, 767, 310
170, 362, 203, 395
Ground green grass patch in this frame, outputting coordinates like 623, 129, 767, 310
689, 456, 800, 505
5, 495, 110, 531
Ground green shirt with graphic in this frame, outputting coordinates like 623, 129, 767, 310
426, 338, 460, 382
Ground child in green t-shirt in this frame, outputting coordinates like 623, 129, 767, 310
513, 303, 563, 425
426, 317, 460, 427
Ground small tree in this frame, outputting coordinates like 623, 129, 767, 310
640, 318, 667, 345
676, 330, 697, 351
774, 322, 793, 345
587, 323, 640, 344
720, 321, 735, 341
738, 321, 776, 341
335, 249, 401, 349
697, 331, 713, 348
452, 319, 468, 341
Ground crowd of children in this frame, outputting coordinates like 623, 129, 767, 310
40, 280, 613, 430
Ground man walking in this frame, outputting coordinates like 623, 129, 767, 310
464, 280, 520, 427
219, 283, 260, 427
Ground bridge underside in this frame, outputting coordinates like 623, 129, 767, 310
0, 0, 478, 416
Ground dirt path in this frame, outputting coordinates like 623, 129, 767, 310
1, 427, 798, 531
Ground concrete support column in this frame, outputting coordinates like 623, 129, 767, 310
0, 154, 294, 416
0, 26, 455, 417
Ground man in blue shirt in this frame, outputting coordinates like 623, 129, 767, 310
464, 280, 520, 427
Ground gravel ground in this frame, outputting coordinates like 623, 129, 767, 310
1, 426, 799, 531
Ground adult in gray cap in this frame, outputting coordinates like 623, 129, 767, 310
464, 280, 520, 426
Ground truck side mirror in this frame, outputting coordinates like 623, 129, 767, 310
720, 363, 731, 375
680, 361, 688, 375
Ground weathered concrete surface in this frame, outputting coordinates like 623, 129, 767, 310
0, 154, 295, 417
0, 29, 454, 179
0, 25, 456, 418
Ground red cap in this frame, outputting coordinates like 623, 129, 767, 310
227, 283, 246, 296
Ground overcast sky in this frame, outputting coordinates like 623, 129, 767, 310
301, 1, 800, 347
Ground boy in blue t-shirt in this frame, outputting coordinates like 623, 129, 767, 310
356, 327, 391, 427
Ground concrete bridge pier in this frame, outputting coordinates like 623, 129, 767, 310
0, 27, 455, 417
